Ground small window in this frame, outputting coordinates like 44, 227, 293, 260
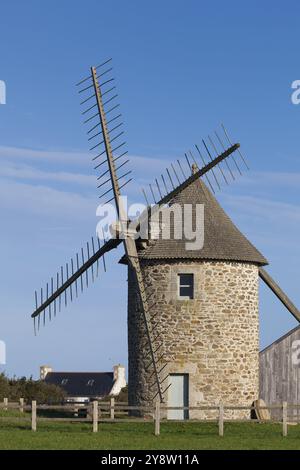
87, 379, 95, 386
61, 378, 68, 385
178, 273, 194, 299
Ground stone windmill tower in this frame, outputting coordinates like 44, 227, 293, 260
124, 175, 267, 418
31, 59, 300, 418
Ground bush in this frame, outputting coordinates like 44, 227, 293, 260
0, 373, 10, 400
0, 373, 64, 404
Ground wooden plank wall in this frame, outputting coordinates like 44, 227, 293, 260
259, 326, 300, 420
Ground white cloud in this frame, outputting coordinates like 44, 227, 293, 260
0, 145, 168, 172
0, 178, 96, 220
1, 144, 300, 231
2, 143, 300, 191
0, 145, 170, 192
0, 145, 89, 166
223, 194, 300, 223
0, 161, 95, 186
232, 170, 300, 189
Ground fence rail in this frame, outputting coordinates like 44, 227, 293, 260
0, 397, 299, 436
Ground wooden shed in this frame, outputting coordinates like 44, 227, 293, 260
259, 325, 300, 420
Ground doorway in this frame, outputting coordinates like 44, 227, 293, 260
167, 374, 189, 420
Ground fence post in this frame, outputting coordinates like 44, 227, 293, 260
219, 403, 224, 437
19, 398, 24, 413
110, 397, 115, 420
154, 401, 160, 436
93, 400, 98, 433
31, 401, 37, 432
282, 401, 288, 437
3, 398, 8, 411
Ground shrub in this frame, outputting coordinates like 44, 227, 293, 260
0, 373, 10, 400
0, 373, 64, 404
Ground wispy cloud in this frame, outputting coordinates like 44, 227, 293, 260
0, 145, 90, 166
1, 144, 300, 231
0, 145, 169, 189
231, 170, 300, 190
0, 178, 96, 220
223, 194, 300, 223
0, 145, 169, 173
6, 143, 300, 192
0, 161, 95, 186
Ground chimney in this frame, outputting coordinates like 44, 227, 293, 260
109, 364, 126, 396
40, 365, 53, 380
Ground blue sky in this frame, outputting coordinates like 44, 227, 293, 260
0, 0, 300, 378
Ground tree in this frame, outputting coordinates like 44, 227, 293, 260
0, 374, 64, 403
0, 373, 10, 400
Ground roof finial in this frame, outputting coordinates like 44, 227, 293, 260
191, 163, 198, 175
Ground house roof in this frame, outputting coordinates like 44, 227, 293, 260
121, 178, 268, 265
45, 372, 114, 398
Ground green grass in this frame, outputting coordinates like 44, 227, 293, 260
0, 412, 300, 450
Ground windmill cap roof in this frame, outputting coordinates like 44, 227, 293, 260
120, 178, 268, 266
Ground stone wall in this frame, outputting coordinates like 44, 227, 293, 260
127, 260, 259, 419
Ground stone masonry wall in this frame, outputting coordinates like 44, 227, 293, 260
127, 260, 259, 419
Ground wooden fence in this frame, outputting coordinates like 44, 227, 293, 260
0, 397, 299, 437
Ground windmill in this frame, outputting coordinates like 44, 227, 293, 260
31, 59, 300, 409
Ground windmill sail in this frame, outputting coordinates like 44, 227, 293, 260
259, 268, 300, 321
31, 237, 115, 326
84, 63, 167, 402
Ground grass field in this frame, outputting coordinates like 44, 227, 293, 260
0, 412, 300, 450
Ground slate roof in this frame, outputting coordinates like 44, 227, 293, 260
45, 372, 114, 398
121, 178, 268, 265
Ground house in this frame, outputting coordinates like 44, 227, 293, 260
40, 364, 126, 403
